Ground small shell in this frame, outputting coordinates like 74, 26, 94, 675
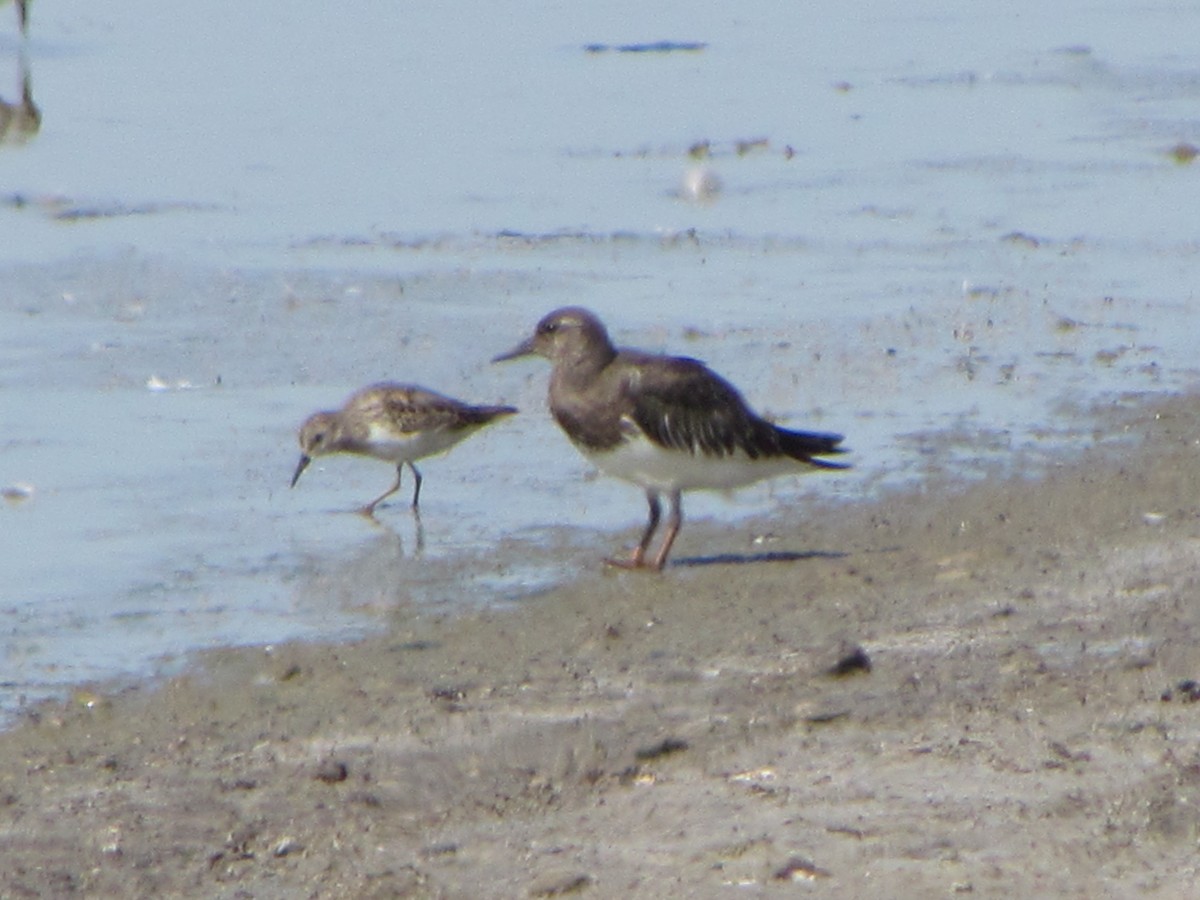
2, 482, 34, 504
681, 166, 722, 203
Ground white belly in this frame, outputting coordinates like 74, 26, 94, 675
586, 433, 803, 493
363, 423, 471, 464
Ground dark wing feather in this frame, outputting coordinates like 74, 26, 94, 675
626, 356, 764, 458
627, 356, 848, 466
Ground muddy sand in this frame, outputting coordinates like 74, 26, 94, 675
2, 392, 1199, 898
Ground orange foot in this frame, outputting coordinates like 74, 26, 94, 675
604, 553, 663, 572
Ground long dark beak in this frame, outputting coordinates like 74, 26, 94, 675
290, 455, 312, 488
492, 337, 536, 364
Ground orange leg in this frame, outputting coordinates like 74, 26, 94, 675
359, 462, 424, 516
607, 490, 681, 571
359, 465, 404, 518
649, 491, 683, 571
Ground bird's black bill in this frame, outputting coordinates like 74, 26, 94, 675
491, 337, 536, 363
290, 455, 312, 488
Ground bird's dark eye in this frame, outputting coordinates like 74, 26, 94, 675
539, 321, 559, 335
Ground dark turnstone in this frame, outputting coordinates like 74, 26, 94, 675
291, 383, 517, 516
494, 307, 848, 570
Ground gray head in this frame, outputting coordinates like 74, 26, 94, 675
492, 307, 617, 371
290, 411, 342, 487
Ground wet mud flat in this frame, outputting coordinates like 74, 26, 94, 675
2, 392, 1200, 897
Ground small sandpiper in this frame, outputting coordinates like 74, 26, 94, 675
290, 383, 517, 517
494, 307, 848, 570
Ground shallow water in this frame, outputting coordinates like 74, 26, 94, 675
2, 0, 1200, 721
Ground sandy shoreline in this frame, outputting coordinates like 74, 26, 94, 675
2, 392, 1199, 897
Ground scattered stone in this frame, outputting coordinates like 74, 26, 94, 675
1046, 740, 1092, 765
272, 836, 303, 857
826, 645, 872, 677
1169, 142, 1198, 164
529, 869, 593, 896
617, 765, 655, 786
313, 759, 349, 784
1161, 680, 1200, 703
773, 856, 831, 881
735, 137, 769, 156
1, 482, 34, 504
429, 685, 469, 712
634, 737, 689, 761
1055, 316, 1082, 332
804, 709, 850, 726
1001, 231, 1041, 248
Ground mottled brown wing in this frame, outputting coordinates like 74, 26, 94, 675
382, 393, 462, 433
364, 385, 512, 435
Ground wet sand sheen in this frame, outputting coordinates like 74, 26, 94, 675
1, 391, 1197, 896
7, 0, 1200, 715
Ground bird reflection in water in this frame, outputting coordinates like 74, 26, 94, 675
5, 0, 28, 36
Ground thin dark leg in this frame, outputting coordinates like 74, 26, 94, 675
650, 490, 683, 571
359, 465, 403, 517
408, 462, 423, 510
607, 490, 662, 569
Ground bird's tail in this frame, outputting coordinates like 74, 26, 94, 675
777, 427, 850, 469
472, 405, 519, 424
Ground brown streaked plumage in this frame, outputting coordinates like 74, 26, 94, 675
494, 307, 848, 570
290, 383, 517, 517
